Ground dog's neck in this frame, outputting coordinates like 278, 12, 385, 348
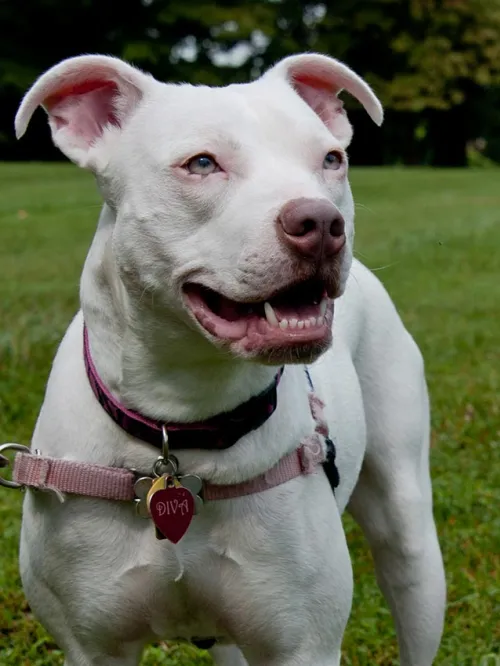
79, 205, 278, 422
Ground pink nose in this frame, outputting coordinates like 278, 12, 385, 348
277, 198, 346, 259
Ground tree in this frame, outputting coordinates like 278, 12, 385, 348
2, 0, 500, 165
313, 0, 500, 165
140, 0, 500, 166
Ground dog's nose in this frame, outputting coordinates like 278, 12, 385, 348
277, 198, 345, 259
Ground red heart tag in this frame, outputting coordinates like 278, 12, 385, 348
149, 486, 195, 544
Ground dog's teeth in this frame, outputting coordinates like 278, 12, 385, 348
279, 319, 289, 329
310, 317, 317, 327
304, 320, 311, 328
264, 302, 279, 327
320, 298, 328, 316
289, 318, 298, 329
297, 320, 304, 329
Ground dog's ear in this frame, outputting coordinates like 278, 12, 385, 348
15, 55, 153, 169
265, 53, 383, 148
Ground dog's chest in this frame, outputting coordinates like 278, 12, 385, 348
87, 475, 343, 644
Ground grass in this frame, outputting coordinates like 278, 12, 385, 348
0, 162, 499, 665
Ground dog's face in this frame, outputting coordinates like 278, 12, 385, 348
16, 54, 382, 365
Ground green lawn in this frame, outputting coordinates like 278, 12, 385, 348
0, 163, 499, 665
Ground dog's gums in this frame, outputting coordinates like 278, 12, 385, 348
183, 279, 334, 350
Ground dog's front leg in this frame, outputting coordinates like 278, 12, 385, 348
348, 291, 446, 664
212, 646, 342, 666
348, 456, 445, 665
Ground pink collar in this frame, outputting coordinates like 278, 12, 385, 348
13, 424, 326, 503
84, 326, 284, 452
7, 331, 338, 504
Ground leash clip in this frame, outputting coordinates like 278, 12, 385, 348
0, 443, 32, 489
152, 426, 179, 478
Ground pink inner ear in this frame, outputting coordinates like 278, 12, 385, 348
292, 73, 345, 133
45, 79, 120, 144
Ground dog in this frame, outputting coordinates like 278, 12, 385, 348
11, 52, 446, 665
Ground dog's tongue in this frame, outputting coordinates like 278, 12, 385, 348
201, 289, 249, 322
217, 297, 249, 322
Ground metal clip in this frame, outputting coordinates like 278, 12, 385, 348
0, 443, 32, 489
162, 424, 169, 461
152, 426, 179, 478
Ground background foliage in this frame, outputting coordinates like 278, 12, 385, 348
2, 0, 500, 165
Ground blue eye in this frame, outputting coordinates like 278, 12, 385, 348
185, 154, 219, 175
323, 151, 343, 170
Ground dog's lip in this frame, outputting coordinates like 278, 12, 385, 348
182, 280, 333, 347
183, 277, 328, 307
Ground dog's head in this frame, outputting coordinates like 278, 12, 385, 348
16, 54, 382, 366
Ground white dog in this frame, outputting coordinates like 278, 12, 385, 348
10, 52, 446, 665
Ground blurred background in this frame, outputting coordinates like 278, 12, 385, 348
2, 0, 500, 167
1, 2, 499, 664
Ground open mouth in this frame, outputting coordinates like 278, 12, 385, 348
183, 278, 333, 351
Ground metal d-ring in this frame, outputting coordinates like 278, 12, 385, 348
0, 443, 31, 489
152, 455, 179, 478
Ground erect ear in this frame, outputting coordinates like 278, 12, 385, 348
15, 55, 154, 169
264, 53, 383, 148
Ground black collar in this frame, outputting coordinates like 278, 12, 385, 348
83, 326, 284, 451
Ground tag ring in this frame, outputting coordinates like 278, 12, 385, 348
152, 455, 179, 478
0, 443, 31, 489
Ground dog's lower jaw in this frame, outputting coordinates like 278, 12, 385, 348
215, 312, 334, 366
230, 328, 333, 365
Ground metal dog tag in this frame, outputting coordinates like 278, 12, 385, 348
134, 470, 204, 532
148, 475, 195, 543
178, 474, 204, 514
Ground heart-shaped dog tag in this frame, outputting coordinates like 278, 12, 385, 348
149, 486, 195, 544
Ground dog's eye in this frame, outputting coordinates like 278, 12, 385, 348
185, 154, 219, 176
323, 151, 343, 170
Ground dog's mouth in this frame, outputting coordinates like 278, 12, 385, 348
183, 278, 334, 352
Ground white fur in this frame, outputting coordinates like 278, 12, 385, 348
14, 53, 445, 665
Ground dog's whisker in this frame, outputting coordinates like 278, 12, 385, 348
353, 250, 370, 260
354, 202, 375, 214
353, 250, 400, 273
369, 261, 401, 272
